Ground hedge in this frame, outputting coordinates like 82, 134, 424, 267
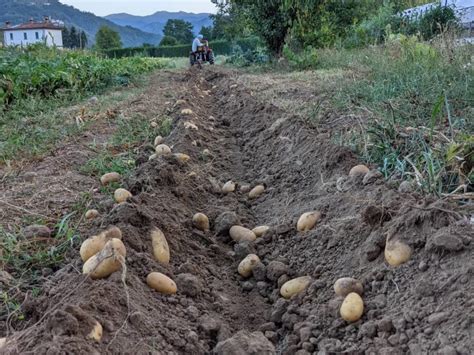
102, 38, 262, 59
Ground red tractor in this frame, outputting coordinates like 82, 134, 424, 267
190, 40, 215, 67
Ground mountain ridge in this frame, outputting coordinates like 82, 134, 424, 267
104, 11, 213, 37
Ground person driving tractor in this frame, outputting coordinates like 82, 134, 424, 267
190, 34, 214, 66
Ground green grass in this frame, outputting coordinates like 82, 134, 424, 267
303, 36, 473, 194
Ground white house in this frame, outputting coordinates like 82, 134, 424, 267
2, 17, 64, 47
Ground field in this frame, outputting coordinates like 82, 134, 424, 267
0, 41, 473, 354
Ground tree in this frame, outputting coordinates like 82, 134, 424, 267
199, 25, 213, 40
62, 27, 71, 48
70, 26, 78, 48
159, 35, 178, 46
95, 26, 122, 50
163, 19, 194, 44
79, 31, 88, 49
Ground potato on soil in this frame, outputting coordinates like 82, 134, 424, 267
114, 188, 132, 204
340, 292, 364, 322
147, 272, 177, 295
181, 108, 193, 115
87, 321, 103, 342
349, 165, 370, 176
151, 228, 170, 265
175, 99, 186, 106
82, 238, 126, 279
184, 121, 199, 130
155, 144, 172, 155
174, 153, 191, 163
154, 135, 164, 146
100, 172, 121, 186
280, 276, 312, 299
80, 226, 123, 262
385, 240, 412, 267
222, 180, 236, 193
249, 185, 265, 199
238, 254, 261, 278
85, 209, 99, 220
252, 226, 270, 237
334, 277, 363, 297
193, 213, 210, 231
230, 226, 257, 242
297, 211, 322, 232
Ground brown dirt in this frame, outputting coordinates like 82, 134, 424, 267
1, 67, 473, 354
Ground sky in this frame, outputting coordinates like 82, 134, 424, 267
60, 0, 217, 16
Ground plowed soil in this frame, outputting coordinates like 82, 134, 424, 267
1, 68, 473, 354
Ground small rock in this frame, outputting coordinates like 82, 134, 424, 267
176, 274, 202, 297
22, 225, 51, 239
234, 241, 256, 260
215, 211, 240, 235
242, 281, 255, 292
363, 170, 383, 185
377, 317, 394, 333
270, 298, 288, 323
418, 261, 429, 272
23, 172, 38, 182
252, 262, 267, 282
199, 315, 221, 336
213, 330, 275, 354
426, 227, 464, 252
266, 261, 288, 281
398, 180, 413, 193
427, 312, 449, 326
359, 321, 377, 338
89, 96, 99, 105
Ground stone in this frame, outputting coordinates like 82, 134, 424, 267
215, 212, 240, 236
426, 228, 464, 252
213, 330, 275, 354
266, 261, 288, 281
22, 225, 51, 239
176, 274, 202, 297
377, 317, 394, 333
363, 169, 384, 185
427, 312, 449, 326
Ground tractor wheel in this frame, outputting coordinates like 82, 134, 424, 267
190, 54, 195, 67
209, 52, 215, 65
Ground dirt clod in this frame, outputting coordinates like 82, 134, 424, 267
213, 330, 275, 355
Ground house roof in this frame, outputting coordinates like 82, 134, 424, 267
2, 21, 63, 31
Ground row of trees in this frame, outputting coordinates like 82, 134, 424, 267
62, 26, 88, 49
208, 0, 458, 54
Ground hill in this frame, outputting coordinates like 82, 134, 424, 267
105, 11, 213, 36
0, 0, 162, 47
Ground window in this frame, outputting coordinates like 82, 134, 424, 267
24, 32, 27, 40
9, 33, 13, 41
35, 32, 39, 40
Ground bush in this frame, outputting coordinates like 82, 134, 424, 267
160, 36, 178, 46
226, 45, 270, 67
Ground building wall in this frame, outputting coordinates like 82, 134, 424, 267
402, 0, 474, 24
3, 28, 63, 47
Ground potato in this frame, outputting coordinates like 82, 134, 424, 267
252, 226, 270, 237
334, 277, 363, 297
147, 272, 177, 295
280, 276, 312, 299
151, 228, 170, 265
85, 209, 99, 220
249, 185, 265, 199
193, 213, 210, 231
83, 238, 126, 279
149, 154, 157, 161
202, 148, 210, 156
181, 109, 193, 115
385, 240, 412, 267
184, 121, 199, 130
100, 172, 121, 186
222, 180, 236, 193
87, 321, 103, 342
150, 122, 158, 128
114, 188, 132, 204
175, 99, 186, 106
155, 144, 172, 155
154, 135, 164, 146
229, 226, 257, 242
349, 165, 370, 176
296, 211, 322, 232
80, 226, 123, 262
340, 292, 364, 322
174, 153, 191, 163
238, 254, 261, 278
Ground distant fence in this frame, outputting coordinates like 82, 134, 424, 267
102, 38, 262, 59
